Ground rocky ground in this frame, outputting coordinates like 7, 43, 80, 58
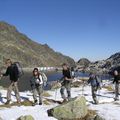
0, 78, 119, 120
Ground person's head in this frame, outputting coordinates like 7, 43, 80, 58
5, 59, 12, 67
62, 63, 68, 70
114, 70, 118, 76
33, 68, 39, 76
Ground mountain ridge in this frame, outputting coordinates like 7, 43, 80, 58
0, 21, 75, 67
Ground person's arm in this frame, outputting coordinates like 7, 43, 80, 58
113, 77, 116, 84
30, 77, 35, 89
58, 76, 64, 83
64, 77, 73, 81
87, 77, 91, 84
2, 67, 9, 77
64, 70, 73, 81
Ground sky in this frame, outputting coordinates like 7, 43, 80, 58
0, 0, 120, 61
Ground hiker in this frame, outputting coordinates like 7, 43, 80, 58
0, 59, 21, 105
30, 68, 45, 106
88, 72, 101, 104
59, 63, 73, 102
113, 70, 120, 101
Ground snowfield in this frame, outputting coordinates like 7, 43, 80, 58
0, 80, 120, 120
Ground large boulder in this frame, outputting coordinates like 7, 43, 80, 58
47, 96, 88, 120
17, 115, 34, 120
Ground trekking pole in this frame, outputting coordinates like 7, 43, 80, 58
97, 87, 101, 102
82, 80, 85, 96
81, 69, 86, 96
54, 80, 60, 101
55, 88, 58, 101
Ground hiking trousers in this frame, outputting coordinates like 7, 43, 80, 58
7, 81, 21, 102
32, 85, 43, 103
115, 83, 119, 100
91, 86, 98, 103
60, 83, 71, 100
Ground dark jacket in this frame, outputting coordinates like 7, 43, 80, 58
60, 69, 72, 85
113, 75, 120, 84
3, 64, 19, 82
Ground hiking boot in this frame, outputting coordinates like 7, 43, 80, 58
68, 97, 72, 101
17, 101, 21, 106
5, 100, 11, 105
63, 99, 68, 103
114, 98, 119, 101
32, 100, 38, 106
94, 100, 99, 105
39, 102, 42, 105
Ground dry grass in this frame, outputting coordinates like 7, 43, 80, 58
79, 77, 89, 81
43, 100, 51, 105
42, 91, 52, 97
0, 100, 33, 108
103, 85, 114, 91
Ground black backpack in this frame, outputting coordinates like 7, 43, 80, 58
14, 62, 24, 78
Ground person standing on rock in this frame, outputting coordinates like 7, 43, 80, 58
59, 63, 73, 102
88, 72, 101, 104
0, 59, 21, 105
113, 70, 120, 101
30, 68, 44, 106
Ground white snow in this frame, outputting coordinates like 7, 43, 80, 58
0, 80, 120, 120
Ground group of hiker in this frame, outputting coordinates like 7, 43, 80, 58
60, 63, 120, 104
0, 59, 120, 106
0, 59, 47, 106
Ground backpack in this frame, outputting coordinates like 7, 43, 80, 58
95, 76, 101, 87
89, 75, 101, 87
14, 62, 24, 78
41, 72, 48, 86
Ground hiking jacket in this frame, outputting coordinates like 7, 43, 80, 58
60, 69, 72, 85
30, 75, 43, 89
3, 64, 19, 82
88, 75, 101, 87
113, 75, 120, 84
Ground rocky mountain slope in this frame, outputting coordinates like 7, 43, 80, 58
89, 52, 120, 73
77, 58, 91, 67
0, 21, 75, 67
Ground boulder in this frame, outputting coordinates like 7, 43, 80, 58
47, 96, 88, 120
17, 115, 34, 120
94, 115, 105, 120
0, 117, 3, 120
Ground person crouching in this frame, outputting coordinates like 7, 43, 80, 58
30, 68, 43, 106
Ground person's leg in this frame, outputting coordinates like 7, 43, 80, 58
37, 85, 43, 105
60, 85, 66, 100
115, 83, 119, 101
92, 86, 98, 104
13, 82, 21, 103
32, 88, 38, 104
66, 83, 71, 101
6, 82, 13, 104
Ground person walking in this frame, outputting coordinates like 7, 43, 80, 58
30, 68, 44, 106
59, 63, 73, 102
1, 59, 21, 105
113, 70, 120, 101
88, 72, 101, 104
